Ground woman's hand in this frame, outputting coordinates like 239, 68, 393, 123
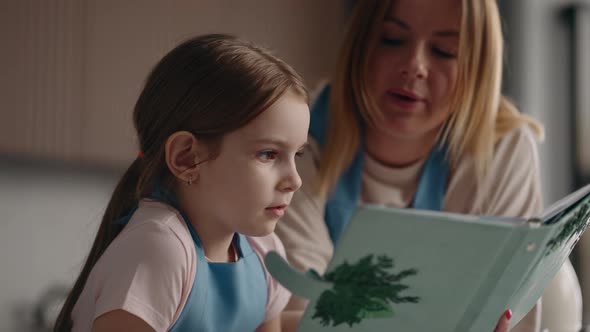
494, 309, 513, 332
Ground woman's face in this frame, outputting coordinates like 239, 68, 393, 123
367, 0, 461, 142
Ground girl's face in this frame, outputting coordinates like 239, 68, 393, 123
193, 91, 310, 237
366, 0, 461, 142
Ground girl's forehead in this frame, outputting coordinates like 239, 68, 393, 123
225, 94, 309, 145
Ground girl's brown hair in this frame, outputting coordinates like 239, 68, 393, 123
54, 34, 308, 331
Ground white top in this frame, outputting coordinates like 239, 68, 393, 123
72, 200, 291, 332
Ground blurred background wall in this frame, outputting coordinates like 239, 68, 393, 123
0, 1, 589, 331
0, 0, 348, 167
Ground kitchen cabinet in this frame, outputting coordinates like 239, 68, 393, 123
0, 0, 346, 168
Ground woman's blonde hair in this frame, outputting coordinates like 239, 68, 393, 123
317, 0, 543, 198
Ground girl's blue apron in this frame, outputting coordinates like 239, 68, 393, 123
310, 86, 449, 244
118, 189, 268, 332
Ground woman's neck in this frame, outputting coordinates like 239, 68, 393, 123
364, 129, 439, 168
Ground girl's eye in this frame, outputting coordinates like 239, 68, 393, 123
433, 47, 456, 59
295, 150, 305, 158
382, 37, 405, 47
258, 150, 278, 161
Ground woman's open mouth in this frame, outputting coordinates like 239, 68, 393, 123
387, 89, 424, 111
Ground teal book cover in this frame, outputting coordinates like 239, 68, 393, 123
266, 184, 590, 331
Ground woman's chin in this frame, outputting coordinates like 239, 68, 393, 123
377, 118, 423, 139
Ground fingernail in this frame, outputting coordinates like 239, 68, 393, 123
504, 309, 512, 320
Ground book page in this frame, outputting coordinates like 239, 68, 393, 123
541, 184, 590, 224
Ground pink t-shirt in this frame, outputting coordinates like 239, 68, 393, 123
71, 200, 291, 332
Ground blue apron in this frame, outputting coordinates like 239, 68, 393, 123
310, 86, 449, 244
117, 188, 268, 332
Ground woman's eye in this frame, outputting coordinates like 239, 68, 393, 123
295, 150, 305, 158
382, 37, 404, 47
258, 150, 278, 161
433, 47, 456, 59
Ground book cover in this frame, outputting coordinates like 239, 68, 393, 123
266, 184, 590, 331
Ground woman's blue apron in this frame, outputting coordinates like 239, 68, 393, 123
309, 86, 449, 244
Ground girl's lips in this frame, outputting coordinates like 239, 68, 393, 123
265, 205, 286, 218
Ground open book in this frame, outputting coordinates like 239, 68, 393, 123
265, 184, 590, 331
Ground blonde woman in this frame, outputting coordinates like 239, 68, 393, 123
275, 0, 582, 331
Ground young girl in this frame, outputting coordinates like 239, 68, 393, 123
54, 34, 310, 332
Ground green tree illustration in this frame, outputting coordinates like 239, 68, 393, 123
312, 254, 419, 327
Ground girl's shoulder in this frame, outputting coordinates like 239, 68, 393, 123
113, 199, 198, 283
102, 199, 197, 285
75, 200, 197, 331
122, 200, 196, 257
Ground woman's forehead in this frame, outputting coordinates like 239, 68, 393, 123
386, 0, 462, 32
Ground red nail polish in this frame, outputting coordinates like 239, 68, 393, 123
504, 309, 512, 320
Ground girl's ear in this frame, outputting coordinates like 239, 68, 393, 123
164, 131, 203, 183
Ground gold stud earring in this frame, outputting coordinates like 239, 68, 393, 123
187, 175, 193, 186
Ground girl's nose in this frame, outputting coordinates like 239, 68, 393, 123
279, 164, 302, 193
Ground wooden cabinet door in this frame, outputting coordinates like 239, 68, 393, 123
0, 0, 86, 163
1, 0, 346, 168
